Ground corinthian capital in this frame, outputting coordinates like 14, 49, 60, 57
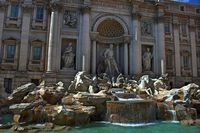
49, 0, 63, 11
0, 0, 8, 10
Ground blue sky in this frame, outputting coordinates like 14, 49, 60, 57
175, 0, 200, 4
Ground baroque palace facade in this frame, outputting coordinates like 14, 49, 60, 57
0, 0, 200, 93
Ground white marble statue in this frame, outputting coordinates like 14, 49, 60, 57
103, 44, 120, 76
143, 48, 152, 71
62, 43, 75, 68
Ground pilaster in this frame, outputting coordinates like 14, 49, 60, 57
173, 16, 181, 76
18, 1, 33, 71
189, 19, 197, 77
0, 1, 6, 62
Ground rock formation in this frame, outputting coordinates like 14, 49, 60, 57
0, 71, 200, 131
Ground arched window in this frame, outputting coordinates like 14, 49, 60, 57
97, 19, 124, 37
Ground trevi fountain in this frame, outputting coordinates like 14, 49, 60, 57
0, 47, 200, 132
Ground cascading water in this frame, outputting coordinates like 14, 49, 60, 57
163, 103, 177, 122
167, 110, 177, 121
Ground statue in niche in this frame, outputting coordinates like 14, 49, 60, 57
142, 22, 152, 36
103, 44, 120, 77
143, 48, 152, 71
62, 43, 75, 68
64, 11, 78, 28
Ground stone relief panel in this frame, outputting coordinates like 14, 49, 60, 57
142, 45, 153, 72
61, 39, 76, 70
63, 10, 78, 28
141, 21, 153, 37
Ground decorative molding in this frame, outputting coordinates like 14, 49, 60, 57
141, 21, 153, 37
63, 10, 78, 28
49, 0, 63, 12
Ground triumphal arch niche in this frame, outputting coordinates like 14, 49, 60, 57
91, 15, 131, 77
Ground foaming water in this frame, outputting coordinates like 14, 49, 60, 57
117, 98, 144, 101
98, 121, 156, 127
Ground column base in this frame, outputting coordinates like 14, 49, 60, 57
43, 72, 57, 86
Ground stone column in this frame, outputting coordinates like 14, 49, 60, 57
189, 19, 197, 77
18, 3, 32, 71
81, 3, 91, 73
92, 40, 96, 74
156, 4, 165, 75
131, 12, 142, 75
0, 3, 6, 61
173, 16, 181, 76
47, 3, 59, 72
116, 44, 120, 63
124, 43, 128, 75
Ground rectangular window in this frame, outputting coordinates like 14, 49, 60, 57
6, 45, 16, 63
180, 6, 185, 11
4, 78, 12, 94
181, 24, 187, 35
196, 9, 200, 14
198, 31, 200, 39
10, 4, 19, 19
36, 6, 44, 22
164, 23, 170, 33
166, 54, 173, 68
33, 46, 42, 61
183, 55, 189, 68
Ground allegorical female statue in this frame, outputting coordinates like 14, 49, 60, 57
62, 43, 75, 68
143, 48, 152, 71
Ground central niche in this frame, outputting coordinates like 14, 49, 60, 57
95, 18, 127, 76
97, 19, 124, 38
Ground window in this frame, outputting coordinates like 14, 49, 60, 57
196, 9, 200, 14
4, 78, 12, 94
198, 30, 200, 39
6, 45, 16, 63
36, 6, 44, 22
180, 6, 185, 11
181, 24, 187, 35
166, 51, 173, 69
33, 46, 42, 61
10, 4, 19, 19
164, 23, 170, 33
183, 55, 190, 68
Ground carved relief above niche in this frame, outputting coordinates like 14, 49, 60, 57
63, 10, 78, 28
141, 21, 153, 37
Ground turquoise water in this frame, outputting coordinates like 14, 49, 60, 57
2, 122, 200, 133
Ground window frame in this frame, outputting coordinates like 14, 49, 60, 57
4, 78, 12, 94
180, 6, 185, 11
164, 22, 171, 33
32, 45, 42, 63
10, 4, 19, 20
35, 5, 44, 22
6, 44, 16, 63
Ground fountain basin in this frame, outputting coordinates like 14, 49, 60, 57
106, 100, 156, 123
